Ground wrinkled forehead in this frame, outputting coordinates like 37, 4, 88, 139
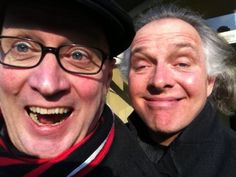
132, 18, 203, 51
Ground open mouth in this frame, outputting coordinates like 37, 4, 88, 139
26, 106, 73, 126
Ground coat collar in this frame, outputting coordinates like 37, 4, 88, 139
174, 101, 220, 144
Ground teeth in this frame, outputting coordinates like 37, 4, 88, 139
28, 106, 71, 126
29, 112, 39, 123
29, 107, 70, 115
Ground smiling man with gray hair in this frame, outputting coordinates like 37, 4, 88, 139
121, 4, 236, 177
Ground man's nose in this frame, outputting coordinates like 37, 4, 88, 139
148, 63, 174, 90
28, 53, 70, 97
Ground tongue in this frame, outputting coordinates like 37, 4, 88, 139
38, 114, 67, 125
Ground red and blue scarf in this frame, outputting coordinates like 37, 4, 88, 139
0, 105, 115, 177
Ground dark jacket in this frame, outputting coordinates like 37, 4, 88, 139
127, 101, 236, 177
88, 117, 161, 177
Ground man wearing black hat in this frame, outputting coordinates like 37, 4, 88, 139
0, 0, 160, 176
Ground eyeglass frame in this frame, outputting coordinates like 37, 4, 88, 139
0, 35, 110, 75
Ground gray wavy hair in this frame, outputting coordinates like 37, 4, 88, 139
119, 4, 236, 115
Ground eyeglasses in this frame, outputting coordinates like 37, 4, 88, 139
0, 36, 109, 74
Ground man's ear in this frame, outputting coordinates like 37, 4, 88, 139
207, 76, 216, 96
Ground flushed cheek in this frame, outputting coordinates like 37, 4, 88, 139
181, 74, 208, 98
0, 71, 28, 145
129, 74, 150, 113
0, 70, 31, 113
129, 73, 147, 92
129, 83, 145, 106
74, 77, 107, 105
0, 71, 28, 103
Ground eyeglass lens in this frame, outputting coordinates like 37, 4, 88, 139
0, 37, 105, 74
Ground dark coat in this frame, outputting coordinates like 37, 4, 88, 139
88, 117, 161, 177
127, 101, 236, 177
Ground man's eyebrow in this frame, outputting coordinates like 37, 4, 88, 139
131, 47, 152, 59
173, 42, 197, 51
131, 46, 151, 56
131, 46, 143, 54
130, 46, 157, 62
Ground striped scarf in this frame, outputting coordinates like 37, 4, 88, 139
0, 105, 114, 177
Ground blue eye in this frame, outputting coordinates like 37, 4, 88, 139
71, 51, 84, 60
15, 43, 30, 53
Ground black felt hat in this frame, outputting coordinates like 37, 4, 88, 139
0, 0, 135, 57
